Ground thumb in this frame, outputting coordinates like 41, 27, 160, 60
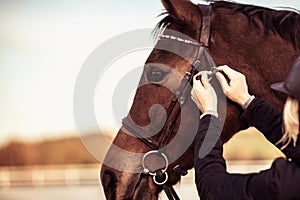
201, 72, 209, 88
216, 72, 230, 93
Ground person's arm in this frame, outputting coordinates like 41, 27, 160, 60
194, 115, 254, 199
194, 115, 226, 199
194, 115, 225, 185
192, 67, 300, 199
241, 98, 282, 144
194, 114, 300, 199
241, 97, 300, 164
191, 71, 253, 199
216, 65, 300, 164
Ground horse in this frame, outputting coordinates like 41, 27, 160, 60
101, 0, 300, 199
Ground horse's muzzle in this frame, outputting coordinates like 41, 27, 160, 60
101, 167, 117, 200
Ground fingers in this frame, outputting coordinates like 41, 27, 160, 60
191, 89, 196, 99
191, 93, 196, 103
193, 71, 212, 88
191, 71, 218, 114
193, 71, 203, 86
216, 71, 230, 93
191, 93, 199, 105
191, 89, 203, 111
217, 65, 237, 80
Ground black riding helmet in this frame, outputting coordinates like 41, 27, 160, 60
271, 56, 300, 133
271, 57, 300, 100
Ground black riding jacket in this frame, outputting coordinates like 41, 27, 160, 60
194, 98, 300, 200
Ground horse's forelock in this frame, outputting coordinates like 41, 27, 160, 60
152, 15, 174, 40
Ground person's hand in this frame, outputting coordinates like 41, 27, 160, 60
191, 71, 217, 115
216, 65, 251, 107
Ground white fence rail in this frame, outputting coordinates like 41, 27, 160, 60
0, 164, 101, 188
0, 160, 273, 189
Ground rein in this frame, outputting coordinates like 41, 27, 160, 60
122, 4, 215, 200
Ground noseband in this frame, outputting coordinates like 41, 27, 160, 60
122, 4, 215, 200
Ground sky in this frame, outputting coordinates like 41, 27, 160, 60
0, 0, 299, 144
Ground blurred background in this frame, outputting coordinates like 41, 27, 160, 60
0, 0, 298, 199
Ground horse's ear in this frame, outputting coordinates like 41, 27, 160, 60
161, 0, 201, 25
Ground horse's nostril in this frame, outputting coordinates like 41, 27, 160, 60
102, 170, 117, 200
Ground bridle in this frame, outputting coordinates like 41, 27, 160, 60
122, 4, 214, 200
122, 4, 215, 200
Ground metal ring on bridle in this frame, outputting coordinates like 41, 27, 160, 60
153, 172, 169, 185
142, 150, 169, 176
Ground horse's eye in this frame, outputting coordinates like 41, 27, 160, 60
147, 69, 167, 82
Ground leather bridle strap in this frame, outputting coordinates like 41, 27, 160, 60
158, 67, 198, 148
122, 55, 200, 151
122, 117, 160, 149
122, 65, 196, 200
198, 4, 212, 48
158, 2, 214, 150
121, 4, 212, 200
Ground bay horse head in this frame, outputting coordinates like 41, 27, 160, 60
101, 0, 300, 199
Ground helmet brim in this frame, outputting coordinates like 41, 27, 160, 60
270, 82, 291, 96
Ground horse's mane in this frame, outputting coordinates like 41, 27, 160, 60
155, 1, 300, 49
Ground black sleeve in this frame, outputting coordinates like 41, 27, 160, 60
247, 158, 300, 200
194, 115, 253, 199
240, 98, 300, 164
194, 115, 300, 200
